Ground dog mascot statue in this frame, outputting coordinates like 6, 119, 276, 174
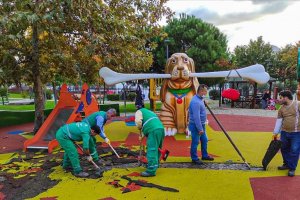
160, 53, 199, 136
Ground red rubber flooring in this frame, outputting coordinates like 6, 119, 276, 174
250, 176, 300, 199
0, 114, 276, 154
207, 114, 276, 132
0, 122, 34, 154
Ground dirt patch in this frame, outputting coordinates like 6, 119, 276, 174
0, 145, 143, 200
0, 151, 60, 200
1, 167, 59, 200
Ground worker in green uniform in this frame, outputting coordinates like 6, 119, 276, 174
56, 122, 101, 178
82, 108, 117, 144
135, 106, 165, 177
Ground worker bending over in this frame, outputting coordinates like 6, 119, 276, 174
135, 106, 165, 177
82, 109, 117, 145
56, 122, 101, 178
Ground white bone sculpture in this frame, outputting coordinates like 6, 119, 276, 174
99, 64, 270, 85
99, 53, 270, 136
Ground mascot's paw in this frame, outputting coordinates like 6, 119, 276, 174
164, 127, 178, 136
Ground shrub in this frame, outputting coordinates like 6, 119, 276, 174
20, 91, 29, 98
107, 94, 120, 101
98, 104, 120, 116
209, 89, 220, 100
45, 90, 52, 100
0, 88, 7, 97
127, 92, 136, 101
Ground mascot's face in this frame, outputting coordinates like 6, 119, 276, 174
166, 53, 195, 82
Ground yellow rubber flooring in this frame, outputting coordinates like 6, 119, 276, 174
0, 120, 292, 200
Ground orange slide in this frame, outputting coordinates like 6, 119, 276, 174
23, 83, 99, 153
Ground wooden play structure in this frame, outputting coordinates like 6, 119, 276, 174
149, 78, 163, 111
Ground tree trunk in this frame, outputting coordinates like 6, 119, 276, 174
32, 22, 45, 133
52, 81, 57, 105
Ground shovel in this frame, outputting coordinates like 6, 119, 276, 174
108, 143, 120, 158
205, 102, 251, 169
73, 142, 104, 177
138, 130, 144, 166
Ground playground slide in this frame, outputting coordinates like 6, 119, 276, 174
23, 83, 99, 153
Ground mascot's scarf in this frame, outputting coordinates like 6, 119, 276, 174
168, 88, 192, 104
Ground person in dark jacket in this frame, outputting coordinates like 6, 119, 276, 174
262, 90, 271, 109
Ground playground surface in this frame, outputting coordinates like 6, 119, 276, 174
1, 109, 300, 200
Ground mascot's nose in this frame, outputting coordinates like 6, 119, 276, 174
177, 65, 184, 70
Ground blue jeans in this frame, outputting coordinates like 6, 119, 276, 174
262, 99, 267, 109
189, 123, 208, 161
280, 131, 300, 170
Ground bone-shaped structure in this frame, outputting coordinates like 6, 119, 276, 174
99, 53, 270, 136
99, 65, 269, 86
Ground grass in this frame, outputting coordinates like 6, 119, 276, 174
119, 102, 162, 112
8, 93, 24, 99
0, 101, 56, 111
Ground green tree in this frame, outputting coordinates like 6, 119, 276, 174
0, 0, 172, 132
154, 14, 230, 71
152, 14, 230, 85
233, 36, 278, 79
276, 41, 300, 89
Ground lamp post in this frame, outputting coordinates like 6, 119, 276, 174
164, 39, 170, 59
265, 59, 272, 96
265, 59, 271, 73
121, 82, 126, 117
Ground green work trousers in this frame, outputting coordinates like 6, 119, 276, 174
56, 128, 82, 174
145, 128, 165, 175
89, 136, 99, 161
56, 129, 99, 174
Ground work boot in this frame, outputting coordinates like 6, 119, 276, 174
141, 171, 155, 177
278, 164, 289, 170
288, 170, 295, 177
192, 159, 203, 165
63, 166, 73, 171
74, 171, 89, 178
202, 156, 214, 161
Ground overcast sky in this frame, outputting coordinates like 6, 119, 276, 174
164, 0, 300, 51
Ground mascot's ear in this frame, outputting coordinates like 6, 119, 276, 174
189, 57, 199, 93
189, 57, 195, 73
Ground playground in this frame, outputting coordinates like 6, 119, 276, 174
1, 102, 300, 200
2, 1, 300, 199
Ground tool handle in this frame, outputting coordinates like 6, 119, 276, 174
138, 130, 143, 165
205, 102, 251, 169
74, 142, 101, 169
108, 143, 120, 158
90, 159, 100, 169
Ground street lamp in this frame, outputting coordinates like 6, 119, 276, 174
164, 39, 170, 59
265, 59, 271, 73
121, 82, 127, 117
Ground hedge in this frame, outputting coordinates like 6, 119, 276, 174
0, 109, 53, 127
1, 104, 121, 128
107, 94, 120, 101
98, 103, 120, 116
